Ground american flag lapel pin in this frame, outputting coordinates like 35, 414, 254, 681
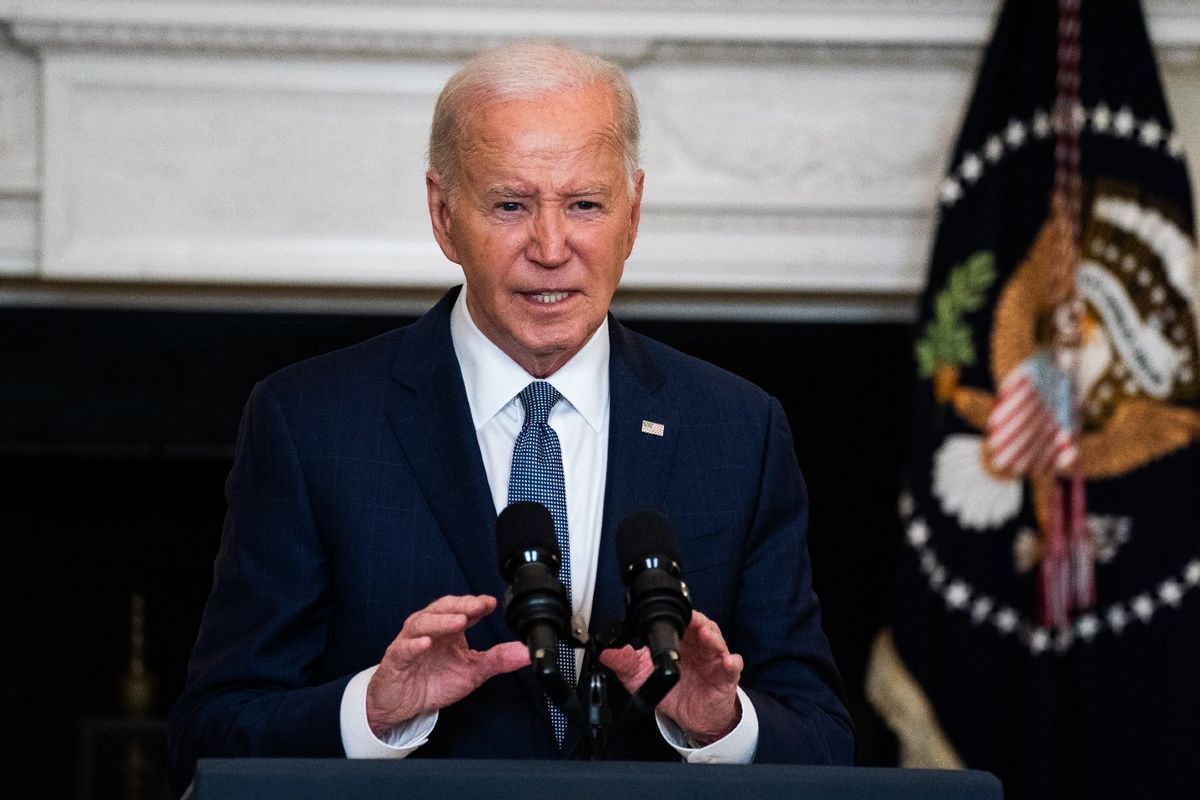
641, 419, 665, 437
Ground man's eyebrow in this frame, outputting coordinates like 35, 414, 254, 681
483, 185, 614, 200
566, 185, 613, 197
485, 185, 534, 198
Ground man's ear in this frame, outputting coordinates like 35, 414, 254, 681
426, 169, 460, 264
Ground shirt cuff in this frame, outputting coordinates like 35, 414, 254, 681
655, 686, 758, 764
339, 665, 438, 758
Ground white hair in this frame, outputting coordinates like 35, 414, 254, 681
428, 41, 641, 196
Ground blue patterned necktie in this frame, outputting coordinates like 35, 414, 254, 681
507, 380, 575, 746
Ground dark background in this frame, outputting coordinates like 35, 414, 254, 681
0, 303, 912, 799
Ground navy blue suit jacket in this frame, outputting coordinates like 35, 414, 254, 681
167, 288, 852, 795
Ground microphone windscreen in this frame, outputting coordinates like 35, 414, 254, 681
497, 501, 558, 566
616, 509, 680, 567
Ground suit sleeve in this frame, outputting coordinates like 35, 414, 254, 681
167, 380, 351, 797
735, 396, 855, 765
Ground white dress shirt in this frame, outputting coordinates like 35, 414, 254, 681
340, 287, 757, 762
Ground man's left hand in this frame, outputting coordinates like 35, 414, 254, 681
599, 609, 743, 746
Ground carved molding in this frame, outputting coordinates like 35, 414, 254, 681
6, 1, 1200, 59
637, 61, 970, 214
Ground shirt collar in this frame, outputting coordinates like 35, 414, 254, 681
450, 285, 610, 434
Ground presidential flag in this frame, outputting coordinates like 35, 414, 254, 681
867, 1, 1200, 798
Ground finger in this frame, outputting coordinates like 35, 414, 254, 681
404, 611, 470, 639
680, 611, 708, 648
687, 609, 716, 635
423, 594, 497, 617
680, 622, 718, 661
696, 651, 742, 681
694, 654, 742, 691
724, 653, 744, 677
686, 610, 727, 646
476, 641, 531, 678
406, 596, 497, 635
697, 619, 730, 656
459, 597, 502, 627
599, 645, 653, 686
680, 616, 732, 665
598, 644, 638, 671
385, 634, 433, 667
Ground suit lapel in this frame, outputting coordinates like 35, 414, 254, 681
590, 318, 682, 640
382, 289, 507, 643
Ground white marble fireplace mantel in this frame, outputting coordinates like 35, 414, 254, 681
0, 0, 1197, 320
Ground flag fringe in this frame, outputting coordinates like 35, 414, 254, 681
864, 628, 965, 770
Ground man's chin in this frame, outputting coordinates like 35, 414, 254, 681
504, 335, 584, 378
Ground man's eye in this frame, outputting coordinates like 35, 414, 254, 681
498, 202, 523, 212
575, 201, 598, 211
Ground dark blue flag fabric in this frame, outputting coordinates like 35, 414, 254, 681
867, 1, 1200, 798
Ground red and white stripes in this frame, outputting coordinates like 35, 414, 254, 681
987, 359, 1078, 476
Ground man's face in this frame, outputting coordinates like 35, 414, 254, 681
427, 82, 644, 378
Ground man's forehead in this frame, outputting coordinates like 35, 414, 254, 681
460, 151, 624, 198
458, 87, 622, 148
463, 132, 624, 172
471, 124, 619, 152
457, 113, 626, 187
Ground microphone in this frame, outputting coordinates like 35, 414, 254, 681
616, 510, 693, 676
495, 502, 574, 701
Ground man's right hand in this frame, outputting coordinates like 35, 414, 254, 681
365, 594, 529, 737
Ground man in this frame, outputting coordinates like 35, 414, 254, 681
167, 42, 853, 796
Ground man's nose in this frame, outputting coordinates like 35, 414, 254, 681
527, 207, 570, 268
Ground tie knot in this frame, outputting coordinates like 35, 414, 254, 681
518, 381, 561, 427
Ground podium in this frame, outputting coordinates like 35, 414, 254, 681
189, 759, 1003, 800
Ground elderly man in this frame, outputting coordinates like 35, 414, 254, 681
167, 42, 852, 796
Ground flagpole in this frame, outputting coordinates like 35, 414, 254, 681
1042, 0, 1096, 629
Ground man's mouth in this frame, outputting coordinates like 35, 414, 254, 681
528, 291, 570, 304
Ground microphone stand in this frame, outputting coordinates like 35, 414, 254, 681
581, 637, 610, 760
579, 621, 683, 758
532, 631, 589, 746
549, 620, 685, 760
